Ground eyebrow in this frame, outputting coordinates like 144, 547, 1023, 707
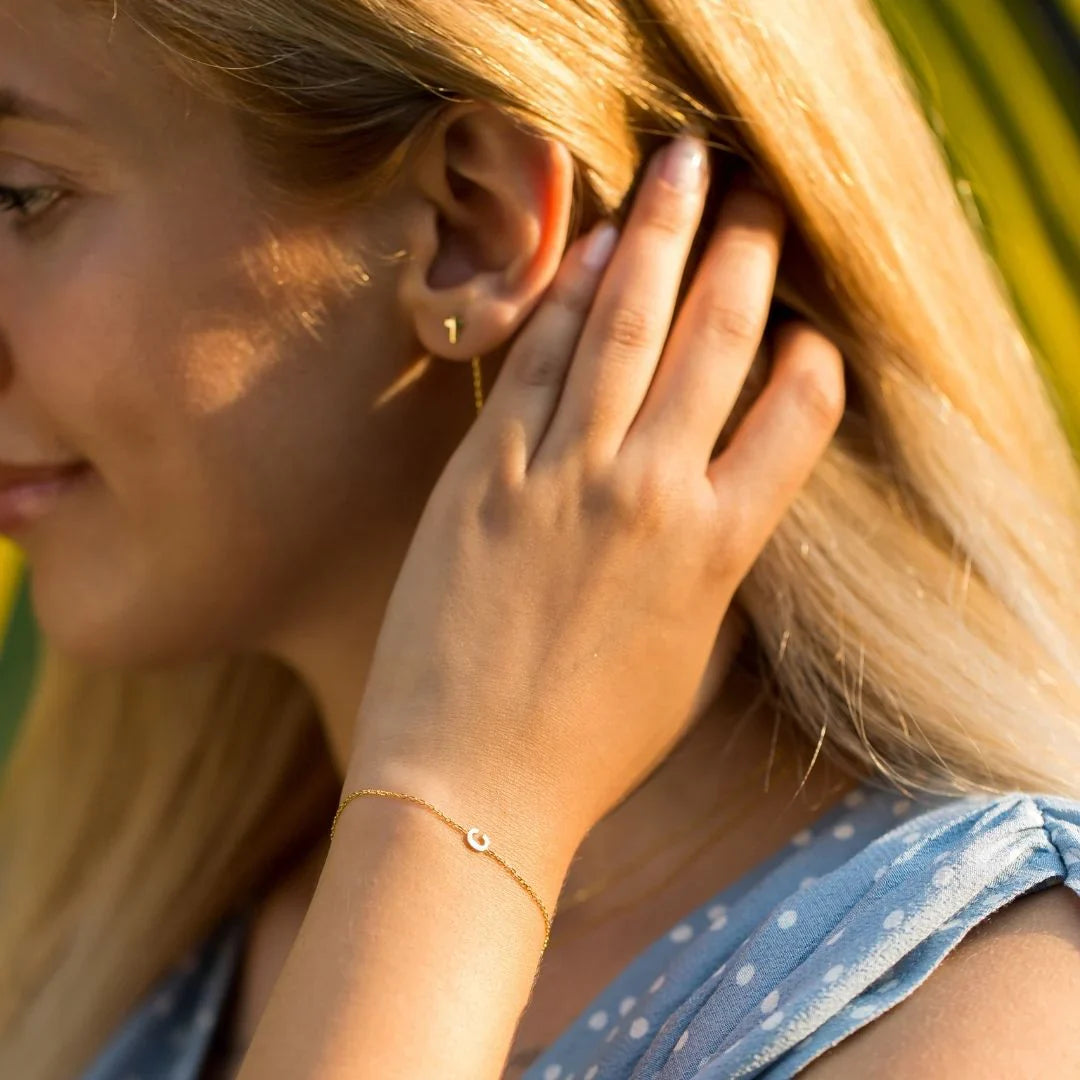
0, 87, 81, 130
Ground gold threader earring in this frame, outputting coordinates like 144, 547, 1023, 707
443, 315, 484, 415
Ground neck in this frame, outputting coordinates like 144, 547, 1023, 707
548, 662, 859, 943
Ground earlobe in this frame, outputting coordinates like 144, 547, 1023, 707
395, 104, 577, 363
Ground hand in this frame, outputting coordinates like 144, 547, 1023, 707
350, 134, 845, 849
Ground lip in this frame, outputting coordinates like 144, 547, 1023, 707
0, 460, 87, 489
0, 461, 92, 534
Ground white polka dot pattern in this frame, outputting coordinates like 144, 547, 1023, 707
586, 1009, 608, 1031
883, 908, 905, 930
761, 1009, 785, 1030
932, 865, 955, 887
80, 787, 1080, 1080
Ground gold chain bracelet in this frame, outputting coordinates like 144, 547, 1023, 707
331, 788, 553, 956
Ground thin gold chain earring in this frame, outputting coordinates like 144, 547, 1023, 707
443, 315, 484, 415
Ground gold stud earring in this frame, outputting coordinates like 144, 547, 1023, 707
444, 315, 484, 416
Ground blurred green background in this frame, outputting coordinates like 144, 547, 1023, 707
2, 0, 1079, 769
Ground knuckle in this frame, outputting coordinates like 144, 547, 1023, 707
785, 345, 846, 429
584, 460, 676, 530
703, 298, 761, 346
606, 303, 655, 357
632, 464, 678, 525
512, 336, 568, 389
473, 433, 532, 534
549, 272, 594, 319
474, 473, 520, 536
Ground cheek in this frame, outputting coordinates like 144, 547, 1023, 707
7, 238, 226, 654
18, 245, 398, 668
20, 327, 301, 665
21, 343, 319, 667
13, 170, 405, 665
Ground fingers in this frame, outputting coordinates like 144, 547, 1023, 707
706, 321, 845, 564
531, 134, 711, 469
624, 176, 787, 465
474, 221, 620, 477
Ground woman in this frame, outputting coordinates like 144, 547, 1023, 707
1, 0, 1079, 1076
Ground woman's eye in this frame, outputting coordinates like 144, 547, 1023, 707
0, 184, 63, 225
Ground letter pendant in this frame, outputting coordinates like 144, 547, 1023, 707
466, 827, 490, 852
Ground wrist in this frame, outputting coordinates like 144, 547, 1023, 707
338, 754, 584, 917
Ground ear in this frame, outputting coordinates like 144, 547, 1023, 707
396, 103, 576, 364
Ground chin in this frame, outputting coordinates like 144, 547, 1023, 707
25, 570, 229, 671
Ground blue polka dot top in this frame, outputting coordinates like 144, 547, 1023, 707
78, 778, 1080, 1079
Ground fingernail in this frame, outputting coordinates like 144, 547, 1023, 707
582, 222, 619, 270
659, 135, 707, 192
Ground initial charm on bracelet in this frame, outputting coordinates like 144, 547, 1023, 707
466, 827, 491, 852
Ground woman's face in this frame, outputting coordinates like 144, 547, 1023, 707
0, 0, 486, 666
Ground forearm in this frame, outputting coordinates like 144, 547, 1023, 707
235, 761, 580, 1080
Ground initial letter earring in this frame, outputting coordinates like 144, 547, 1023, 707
444, 315, 484, 416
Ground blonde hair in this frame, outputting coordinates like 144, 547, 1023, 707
5, 0, 1080, 1075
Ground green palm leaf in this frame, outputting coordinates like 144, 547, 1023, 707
874, 0, 1080, 448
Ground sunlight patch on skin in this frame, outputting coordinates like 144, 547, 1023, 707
179, 324, 281, 413
176, 222, 382, 414
239, 226, 375, 338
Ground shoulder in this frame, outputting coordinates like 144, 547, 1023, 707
799, 883, 1080, 1078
